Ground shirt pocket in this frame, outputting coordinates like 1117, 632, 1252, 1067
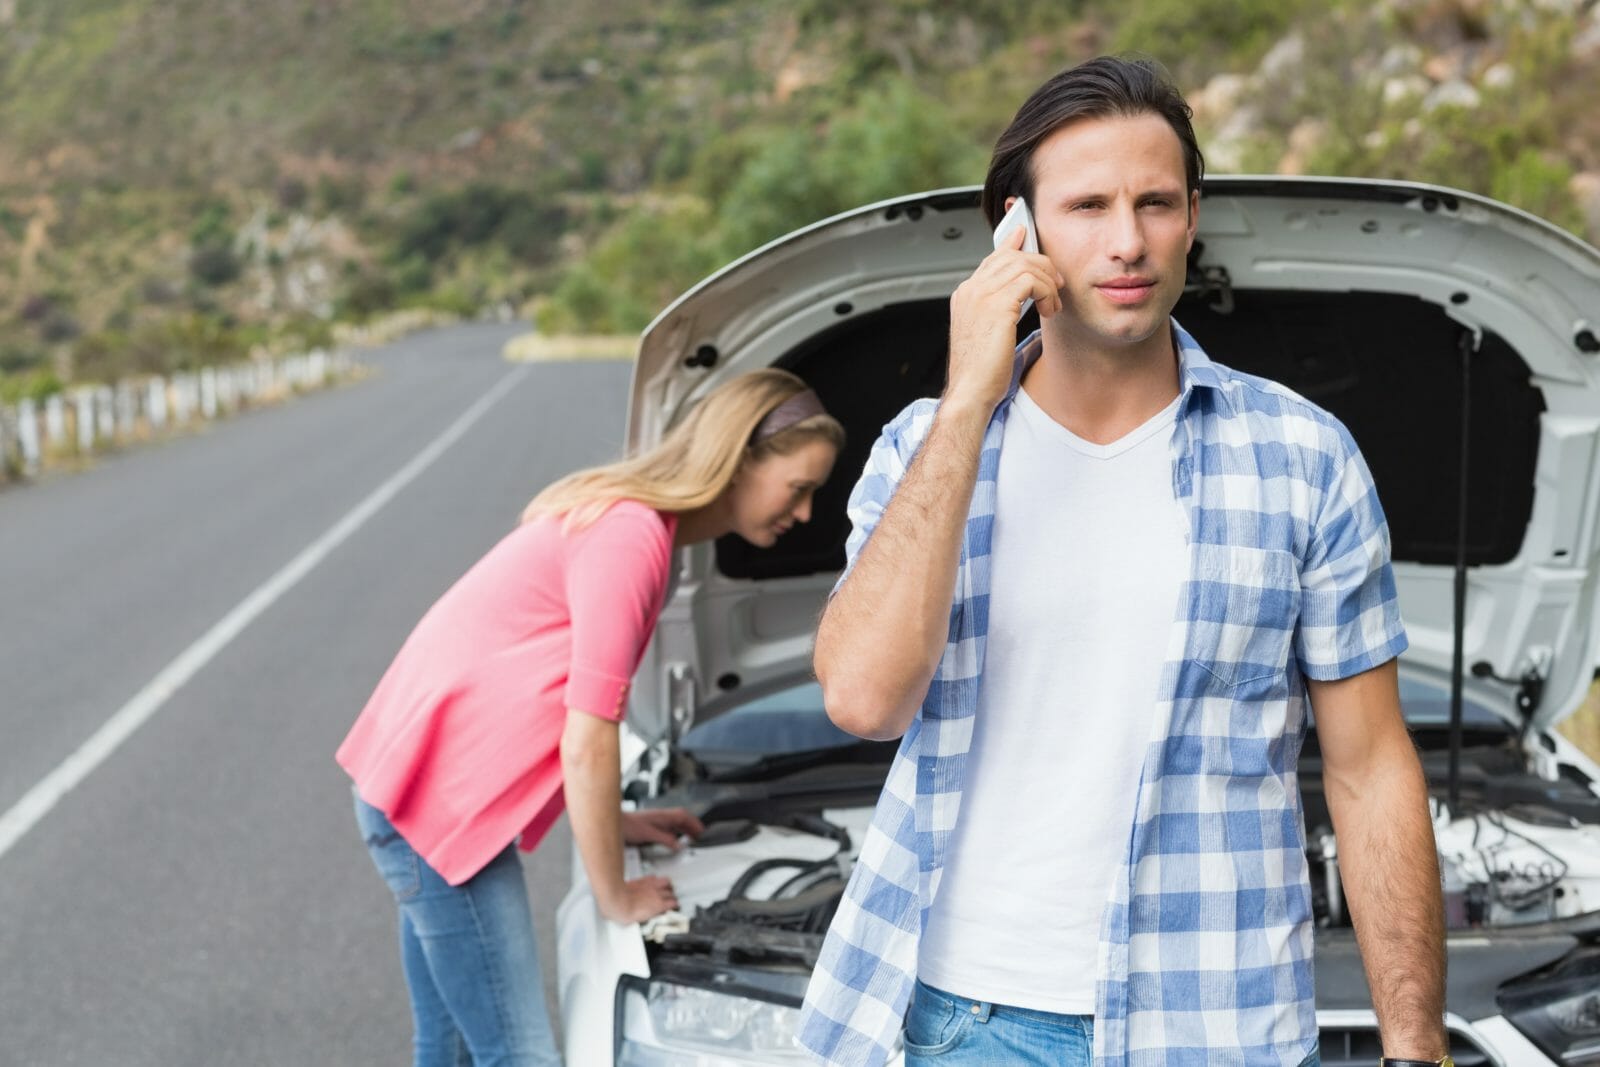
1188, 542, 1300, 691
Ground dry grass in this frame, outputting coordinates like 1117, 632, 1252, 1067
1559, 678, 1600, 765
502, 333, 636, 363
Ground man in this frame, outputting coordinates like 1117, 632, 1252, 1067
799, 57, 1448, 1067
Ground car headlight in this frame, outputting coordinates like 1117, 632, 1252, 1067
1499, 949, 1600, 1065
614, 976, 812, 1065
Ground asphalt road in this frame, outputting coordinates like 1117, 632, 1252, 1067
0, 323, 630, 1064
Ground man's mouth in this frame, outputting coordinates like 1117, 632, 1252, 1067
1097, 277, 1157, 305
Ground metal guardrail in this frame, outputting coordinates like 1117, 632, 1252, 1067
0, 349, 357, 483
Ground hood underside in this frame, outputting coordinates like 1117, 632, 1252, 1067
626, 178, 1600, 741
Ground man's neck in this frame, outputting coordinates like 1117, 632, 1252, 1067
1021, 320, 1181, 445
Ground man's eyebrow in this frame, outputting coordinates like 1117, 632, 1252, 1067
1055, 184, 1187, 202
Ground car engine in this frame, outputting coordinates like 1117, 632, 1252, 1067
1304, 736, 1600, 930
641, 814, 853, 973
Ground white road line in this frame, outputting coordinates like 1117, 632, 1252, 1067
0, 365, 531, 864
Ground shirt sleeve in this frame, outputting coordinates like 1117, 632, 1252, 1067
1293, 422, 1409, 680
563, 505, 671, 721
830, 401, 933, 597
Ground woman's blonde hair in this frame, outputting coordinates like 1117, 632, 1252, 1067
522, 369, 845, 531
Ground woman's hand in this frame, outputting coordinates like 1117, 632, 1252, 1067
620, 807, 705, 850
599, 875, 680, 924
597, 809, 701, 923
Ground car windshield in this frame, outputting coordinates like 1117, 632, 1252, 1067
680, 673, 1510, 763
679, 681, 853, 759
1395, 675, 1507, 729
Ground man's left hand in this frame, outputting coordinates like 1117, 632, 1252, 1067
620, 807, 705, 850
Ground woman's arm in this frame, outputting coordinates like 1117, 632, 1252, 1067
560, 709, 678, 924
558, 504, 681, 922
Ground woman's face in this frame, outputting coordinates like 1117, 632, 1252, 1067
726, 438, 838, 548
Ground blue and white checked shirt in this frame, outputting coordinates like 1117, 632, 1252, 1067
799, 321, 1408, 1067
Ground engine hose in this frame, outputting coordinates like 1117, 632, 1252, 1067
728, 857, 831, 901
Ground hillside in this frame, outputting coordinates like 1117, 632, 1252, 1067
1, 0, 1597, 395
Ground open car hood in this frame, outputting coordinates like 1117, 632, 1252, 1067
624, 177, 1600, 745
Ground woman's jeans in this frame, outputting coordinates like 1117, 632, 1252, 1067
903, 980, 1321, 1067
354, 792, 561, 1067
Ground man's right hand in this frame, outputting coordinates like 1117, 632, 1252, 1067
816, 226, 1063, 742
946, 223, 1063, 414
598, 875, 679, 924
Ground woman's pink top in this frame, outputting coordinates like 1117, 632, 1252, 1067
337, 500, 677, 886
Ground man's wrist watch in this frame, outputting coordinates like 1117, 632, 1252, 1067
1379, 1058, 1454, 1067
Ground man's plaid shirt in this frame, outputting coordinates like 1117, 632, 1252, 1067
799, 321, 1408, 1066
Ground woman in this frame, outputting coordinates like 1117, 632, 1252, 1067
337, 369, 843, 1066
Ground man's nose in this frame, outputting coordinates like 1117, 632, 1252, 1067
1107, 203, 1146, 264
793, 497, 813, 524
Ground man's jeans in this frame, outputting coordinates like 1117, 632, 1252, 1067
902, 980, 1322, 1067
355, 792, 560, 1067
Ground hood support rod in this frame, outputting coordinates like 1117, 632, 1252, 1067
1448, 328, 1479, 813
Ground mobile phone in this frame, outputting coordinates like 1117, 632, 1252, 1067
992, 198, 1040, 321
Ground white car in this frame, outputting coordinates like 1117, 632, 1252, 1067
556, 178, 1600, 1067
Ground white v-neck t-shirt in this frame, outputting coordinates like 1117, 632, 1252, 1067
918, 384, 1189, 1014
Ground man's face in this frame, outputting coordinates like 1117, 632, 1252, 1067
1018, 111, 1199, 355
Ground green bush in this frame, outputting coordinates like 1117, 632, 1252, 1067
0, 343, 47, 375
317, 174, 368, 215
390, 253, 434, 296
1110, 0, 1311, 74
712, 79, 986, 259
535, 263, 622, 335
1491, 149, 1581, 232
393, 184, 566, 266
189, 199, 233, 247
407, 282, 480, 318
0, 368, 63, 404
337, 268, 398, 320
190, 243, 241, 286
77, 314, 246, 377
277, 313, 337, 352
39, 309, 82, 342
537, 77, 988, 335
536, 198, 733, 335
531, 201, 717, 334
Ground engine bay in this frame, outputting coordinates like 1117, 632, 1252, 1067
634, 723, 1600, 991
1304, 734, 1600, 930
638, 811, 864, 982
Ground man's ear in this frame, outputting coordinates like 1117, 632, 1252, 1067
1185, 188, 1201, 250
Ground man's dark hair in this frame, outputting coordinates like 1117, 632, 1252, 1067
980, 55, 1204, 228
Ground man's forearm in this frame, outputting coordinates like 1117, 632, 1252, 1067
816, 400, 991, 740
1327, 746, 1448, 1059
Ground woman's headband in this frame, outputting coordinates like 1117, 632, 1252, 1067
752, 389, 826, 443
